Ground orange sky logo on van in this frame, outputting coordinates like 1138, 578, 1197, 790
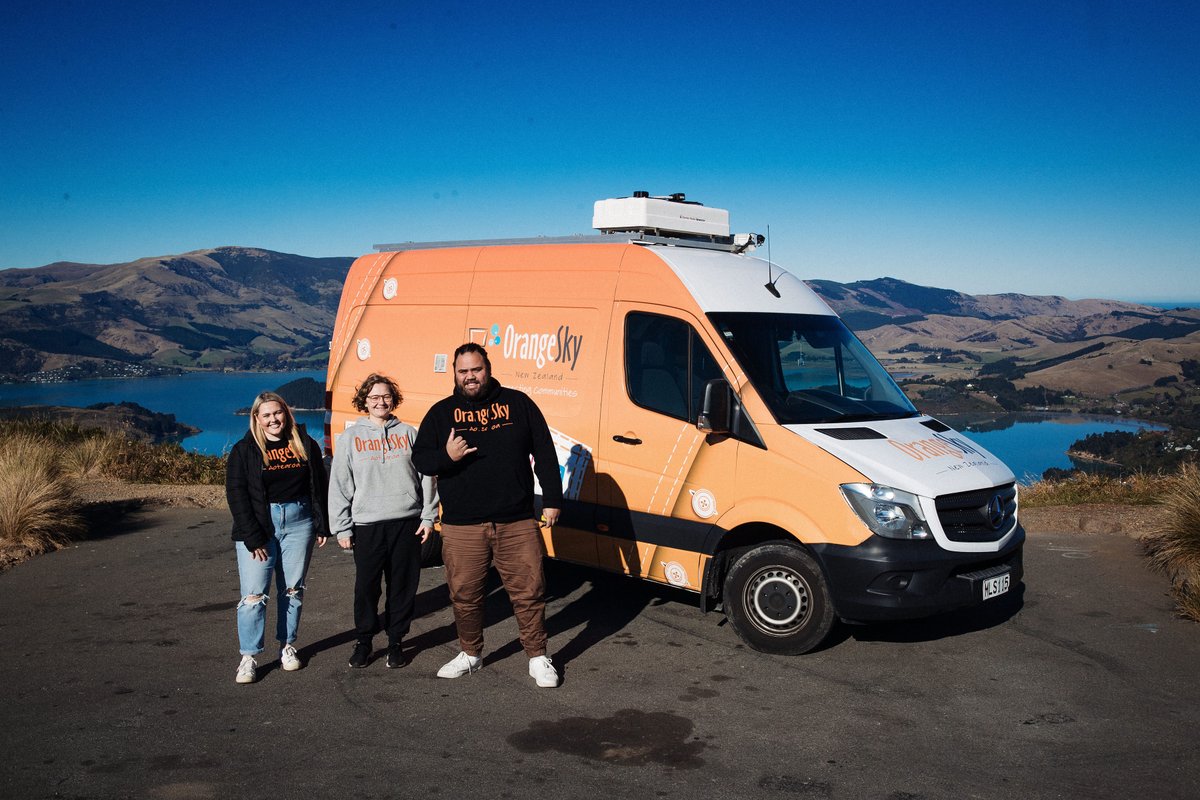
888, 432, 986, 461
494, 323, 583, 370
453, 402, 511, 428
352, 432, 410, 452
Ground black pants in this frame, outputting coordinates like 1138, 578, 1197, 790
352, 518, 421, 645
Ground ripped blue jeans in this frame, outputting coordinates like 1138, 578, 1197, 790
234, 500, 316, 655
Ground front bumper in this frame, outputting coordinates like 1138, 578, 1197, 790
810, 525, 1025, 623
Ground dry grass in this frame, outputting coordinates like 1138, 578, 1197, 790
0, 419, 225, 486
62, 434, 121, 478
1141, 463, 1200, 622
106, 439, 225, 484
1021, 471, 1166, 507
0, 431, 84, 556
1178, 589, 1200, 623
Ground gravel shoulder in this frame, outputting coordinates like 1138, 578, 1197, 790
1019, 503, 1166, 537
74, 478, 227, 509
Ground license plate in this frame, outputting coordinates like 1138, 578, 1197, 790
982, 573, 1010, 600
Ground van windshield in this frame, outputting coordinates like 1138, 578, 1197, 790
708, 312, 918, 425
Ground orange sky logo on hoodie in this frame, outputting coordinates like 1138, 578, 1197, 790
453, 402, 514, 432
352, 431, 411, 452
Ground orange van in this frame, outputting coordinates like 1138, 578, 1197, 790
325, 193, 1024, 654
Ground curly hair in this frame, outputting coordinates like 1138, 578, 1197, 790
352, 373, 403, 413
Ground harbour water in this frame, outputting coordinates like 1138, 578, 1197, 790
938, 411, 1165, 484
0, 373, 1166, 480
0, 370, 327, 454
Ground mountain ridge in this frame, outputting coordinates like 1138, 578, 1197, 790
2, 247, 1198, 399
0, 247, 351, 379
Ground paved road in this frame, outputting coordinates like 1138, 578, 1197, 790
1, 506, 1197, 799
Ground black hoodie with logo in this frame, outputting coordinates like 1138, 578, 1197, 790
412, 379, 562, 526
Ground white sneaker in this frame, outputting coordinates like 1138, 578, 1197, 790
280, 643, 301, 671
529, 655, 559, 688
436, 651, 482, 679
235, 655, 257, 684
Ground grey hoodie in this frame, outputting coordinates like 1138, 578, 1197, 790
328, 416, 438, 539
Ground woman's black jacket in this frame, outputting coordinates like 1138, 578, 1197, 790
225, 428, 330, 553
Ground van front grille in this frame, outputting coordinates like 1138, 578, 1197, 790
935, 483, 1017, 543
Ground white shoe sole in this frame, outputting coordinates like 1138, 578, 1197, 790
436, 658, 481, 679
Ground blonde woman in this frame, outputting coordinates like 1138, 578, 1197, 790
225, 391, 329, 684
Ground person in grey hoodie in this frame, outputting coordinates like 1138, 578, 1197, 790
329, 374, 438, 670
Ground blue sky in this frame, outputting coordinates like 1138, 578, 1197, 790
2, 0, 1197, 301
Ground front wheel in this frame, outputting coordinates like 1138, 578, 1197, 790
723, 543, 835, 655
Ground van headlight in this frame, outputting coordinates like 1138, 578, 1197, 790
840, 483, 932, 540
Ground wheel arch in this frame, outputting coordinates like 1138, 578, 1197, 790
701, 521, 825, 613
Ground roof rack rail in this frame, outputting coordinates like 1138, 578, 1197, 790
373, 230, 763, 254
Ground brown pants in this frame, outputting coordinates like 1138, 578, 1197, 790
440, 519, 547, 658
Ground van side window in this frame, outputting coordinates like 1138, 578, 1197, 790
626, 312, 723, 423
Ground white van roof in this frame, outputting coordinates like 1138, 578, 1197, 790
650, 247, 836, 316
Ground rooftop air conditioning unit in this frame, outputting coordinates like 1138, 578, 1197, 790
593, 192, 730, 238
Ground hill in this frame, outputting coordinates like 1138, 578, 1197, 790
0, 247, 352, 380
2, 248, 1198, 411
808, 277, 1200, 399
0, 402, 199, 443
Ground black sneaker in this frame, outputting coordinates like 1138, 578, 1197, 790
349, 641, 371, 669
386, 642, 405, 669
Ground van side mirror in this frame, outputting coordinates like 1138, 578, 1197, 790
698, 378, 734, 434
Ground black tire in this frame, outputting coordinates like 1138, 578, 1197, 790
723, 543, 836, 655
420, 528, 443, 568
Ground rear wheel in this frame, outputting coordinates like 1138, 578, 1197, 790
723, 543, 835, 655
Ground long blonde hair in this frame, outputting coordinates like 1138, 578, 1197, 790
249, 391, 309, 462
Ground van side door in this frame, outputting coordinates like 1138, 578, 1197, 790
595, 305, 737, 589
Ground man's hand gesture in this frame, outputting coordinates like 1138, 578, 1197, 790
446, 427, 477, 462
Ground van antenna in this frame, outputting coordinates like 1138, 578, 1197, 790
764, 225, 781, 298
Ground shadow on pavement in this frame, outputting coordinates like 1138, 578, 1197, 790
79, 500, 163, 541
483, 560, 699, 679
845, 582, 1026, 644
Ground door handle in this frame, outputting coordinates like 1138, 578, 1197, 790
612, 434, 643, 445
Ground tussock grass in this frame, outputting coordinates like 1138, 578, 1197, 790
105, 440, 225, 485
0, 419, 225, 485
1178, 589, 1200, 623
1021, 471, 1165, 507
63, 435, 121, 478
0, 431, 84, 555
1142, 464, 1200, 622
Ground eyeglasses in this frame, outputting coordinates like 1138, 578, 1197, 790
366, 394, 393, 404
